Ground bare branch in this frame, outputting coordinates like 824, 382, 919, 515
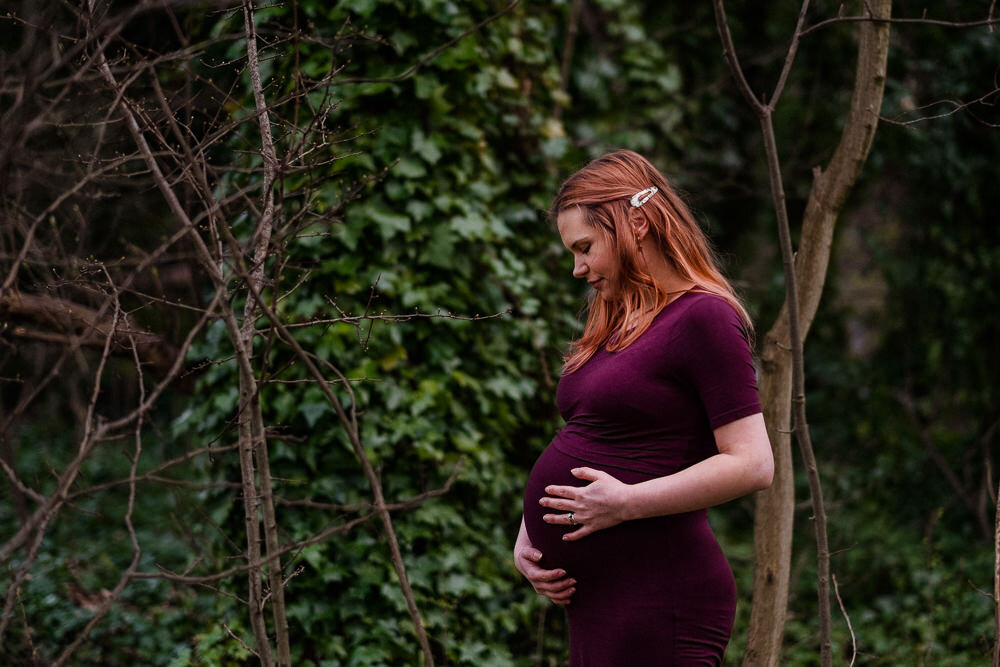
132, 467, 462, 585
770, 1, 812, 109
53, 274, 146, 667
239, 2, 288, 662
553, 0, 583, 122
894, 390, 992, 539
801, 12, 1000, 37
333, 0, 521, 85
994, 482, 1000, 667
832, 574, 857, 667
880, 87, 1000, 128
0, 283, 121, 645
223, 622, 260, 660
712, 1, 765, 114
717, 1, 892, 664
0, 456, 44, 505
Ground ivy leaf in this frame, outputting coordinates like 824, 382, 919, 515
450, 214, 487, 239
369, 207, 411, 241
412, 131, 442, 164
300, 401, 328, 427
394, 157, 426, 179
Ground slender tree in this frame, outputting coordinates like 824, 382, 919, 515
712, 1, 891, 664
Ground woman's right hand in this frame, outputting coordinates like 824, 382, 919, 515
513, 543, 576, 605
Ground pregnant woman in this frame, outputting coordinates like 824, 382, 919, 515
514, 150, 773, 665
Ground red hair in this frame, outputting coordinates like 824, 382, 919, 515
552, 150, 752, 373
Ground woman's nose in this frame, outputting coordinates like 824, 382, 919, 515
572, 257, 587, 278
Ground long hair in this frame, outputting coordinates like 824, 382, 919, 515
552, 150, 751, 373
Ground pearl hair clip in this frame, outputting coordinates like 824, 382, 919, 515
629, 186, 658, 208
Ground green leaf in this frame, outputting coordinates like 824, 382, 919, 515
412, 130, 442, 164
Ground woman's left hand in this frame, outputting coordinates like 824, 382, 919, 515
540, 467, 632, 541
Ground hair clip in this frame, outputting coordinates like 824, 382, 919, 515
629, 186, 658, 208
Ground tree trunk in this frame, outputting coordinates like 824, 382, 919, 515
743, 2, 892, 664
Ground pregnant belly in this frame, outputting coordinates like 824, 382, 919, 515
522, 443, 732, 588
523, 442, 737, 655
521, 444, 590, 572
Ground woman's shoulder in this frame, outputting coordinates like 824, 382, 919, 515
657, 290, 748, 343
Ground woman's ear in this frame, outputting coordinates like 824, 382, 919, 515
631, 215, 649, 242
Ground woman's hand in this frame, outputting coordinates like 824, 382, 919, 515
540, 467, 631, 541
513, 544, 577, 605
514, 517, 576, 605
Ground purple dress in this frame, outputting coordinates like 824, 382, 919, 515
522, 292, 761, 666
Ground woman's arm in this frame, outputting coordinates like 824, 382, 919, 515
513, 516, 577, 604
540, 412, 772, 541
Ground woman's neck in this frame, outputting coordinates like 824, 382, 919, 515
641, 248, 695, 297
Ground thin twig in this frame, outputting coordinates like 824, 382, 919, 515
54, 275, 146, 667
0, 278, 121, 645
332, 0, 521, 85
993, 484, 1000, 667
223, 622, 260, 659
217, 217, 445, 665
832, 574, 856, 667
130, 462, 462, 583
553, 0, 583, 122
15, 586, 37, 664
801, 13, 1000, 36
879, 87, 1000, 128
95, 26, 278, 665
770, 0, 812, 110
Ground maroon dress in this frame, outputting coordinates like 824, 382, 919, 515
522, 292, 761, 666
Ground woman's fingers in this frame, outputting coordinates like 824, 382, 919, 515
562, 525, 594, 542
527, 568, 577, 604
513, 539, 577, 604
538, 496, 575, 512
541, 512, 572, 524
535, 576, 576, 593
527, 564, 568, 581
518, 546, 543, 563
543, 469, 609, 500
570, 466, 606, 482
543, 484, 581, 500
535, 576, 577, 604
541, 584, 576, 601
515, 548, 567, 580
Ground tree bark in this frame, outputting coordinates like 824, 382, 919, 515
0, 292, 179, 377
993, 480, 999, 667
743, 2, 891, 664
240, 2, 291, 663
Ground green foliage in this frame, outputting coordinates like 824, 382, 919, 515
4, 2, 997, 665
0, 424, 235, 666
170, 1, 588, 664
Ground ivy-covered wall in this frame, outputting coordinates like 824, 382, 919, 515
3, 1, 998, 665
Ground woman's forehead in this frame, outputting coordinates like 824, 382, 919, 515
556, 207, 591, 246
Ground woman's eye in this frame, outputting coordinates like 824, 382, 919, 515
581, 246, 590, 255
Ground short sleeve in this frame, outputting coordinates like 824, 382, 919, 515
673, 296, 761, 430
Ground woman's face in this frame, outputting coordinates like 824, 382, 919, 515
557, 207, 619, 301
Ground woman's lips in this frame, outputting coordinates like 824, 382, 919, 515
590, 279, 603, 290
